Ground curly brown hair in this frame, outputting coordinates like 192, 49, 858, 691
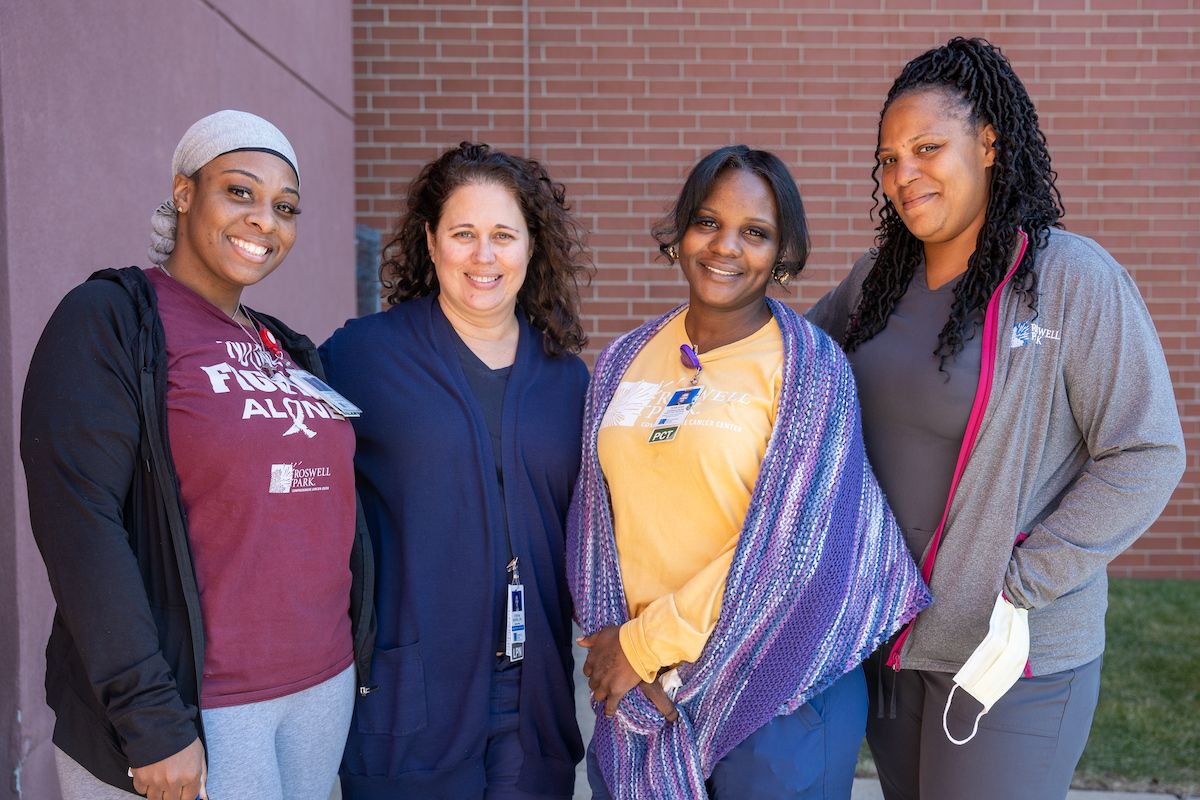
379, 142, 591, 356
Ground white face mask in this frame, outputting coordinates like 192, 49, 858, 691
942, 592, 1029, 745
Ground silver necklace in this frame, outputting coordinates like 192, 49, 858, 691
156, 264, 283, 376
233, 305, 284, 377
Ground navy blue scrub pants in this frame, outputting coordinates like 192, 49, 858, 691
588, 666, 867, 799
485, 661, 573, 800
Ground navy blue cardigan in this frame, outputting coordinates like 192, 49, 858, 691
321, 294, 586, 798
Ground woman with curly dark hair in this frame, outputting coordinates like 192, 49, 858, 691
808, 37, 1184, 799
320, 142, 590, 799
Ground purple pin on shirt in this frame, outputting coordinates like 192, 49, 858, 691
679, 344, 702, 385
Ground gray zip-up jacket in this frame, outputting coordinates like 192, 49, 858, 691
807, 228, 1185, 675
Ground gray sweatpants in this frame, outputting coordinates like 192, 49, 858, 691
863, 654, 1102, 800
55, 748, 141, 800
55, 664, 355, 800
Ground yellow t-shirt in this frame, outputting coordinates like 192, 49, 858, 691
598, 311, 783, 682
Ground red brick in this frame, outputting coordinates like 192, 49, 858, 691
1158, 12, 1200, 26
541, 10, 594, 25
594, 10, 646, 26
1103, 12, 1154, 26
353, 7, 386, 23
647, 11, 698, 26
382, 8, 435, 24
353, 2, 1200, 578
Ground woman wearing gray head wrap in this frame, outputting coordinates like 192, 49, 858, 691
149, 109, 300, 268
21, 111, 375, 800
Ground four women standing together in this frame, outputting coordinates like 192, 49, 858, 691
23, 37, 1183, 800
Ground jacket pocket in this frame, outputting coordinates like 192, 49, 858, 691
354, 643, 428, 736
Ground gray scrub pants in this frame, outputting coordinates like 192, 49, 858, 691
55, 663, 354, 800
863, 653, 1102, 800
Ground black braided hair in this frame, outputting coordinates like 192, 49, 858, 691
844, 37, 1064, 363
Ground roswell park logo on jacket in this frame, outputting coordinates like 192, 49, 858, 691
1010, 321, 1062, 349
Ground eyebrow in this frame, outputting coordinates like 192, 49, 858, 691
447, 222, 521, 232
697, 204, 777, 228
876, 128, 952, 158
220, 168, 300, 197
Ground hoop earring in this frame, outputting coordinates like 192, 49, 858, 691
773, 262, 791, 287
666, 244, 679, 262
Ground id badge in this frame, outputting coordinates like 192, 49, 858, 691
287, 368, 363, 417
505, 583, 526, 663
648, 386, 702, 444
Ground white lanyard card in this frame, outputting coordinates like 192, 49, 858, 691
505, 583, 525, 662
287, 368, 363, 417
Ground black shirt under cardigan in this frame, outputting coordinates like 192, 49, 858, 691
322, 294, 587, 798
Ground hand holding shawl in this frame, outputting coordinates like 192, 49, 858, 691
567, 299, 930, 799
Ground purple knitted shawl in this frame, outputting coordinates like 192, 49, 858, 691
567, 299, 930, 798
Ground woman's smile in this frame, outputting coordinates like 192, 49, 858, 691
228, 234, 271, 261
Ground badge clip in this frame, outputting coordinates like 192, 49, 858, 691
647, 387, 702, 444
287, 368, 363, 417
505, 558, 525, 663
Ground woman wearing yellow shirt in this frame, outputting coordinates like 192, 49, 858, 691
568, 146, 928, 799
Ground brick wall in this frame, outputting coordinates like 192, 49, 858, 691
353, 0, 1200, 578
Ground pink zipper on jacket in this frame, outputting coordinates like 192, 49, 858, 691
886, 229, 1030, 671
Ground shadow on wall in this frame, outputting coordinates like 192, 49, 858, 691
356, 225, 382, 318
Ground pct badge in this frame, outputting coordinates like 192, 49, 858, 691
648, 387, 702, 443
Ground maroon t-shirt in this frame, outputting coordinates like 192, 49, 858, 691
149, 268, 355, 708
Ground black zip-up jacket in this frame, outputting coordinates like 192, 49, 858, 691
20, 267, 375, 792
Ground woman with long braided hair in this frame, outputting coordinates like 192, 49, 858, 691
808, 38, 1184, 799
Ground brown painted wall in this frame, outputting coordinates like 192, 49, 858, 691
0, 26, 16, 797
0, 2, 355, 797
352, 0, 1200, 579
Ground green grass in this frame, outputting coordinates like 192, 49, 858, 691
1073, 578, 1200, 795
856, 578, 1200, 796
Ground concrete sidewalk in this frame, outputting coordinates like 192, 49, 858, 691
329, 646, 1190, 800
572, 765, 1190, 799
569, 643, 1196, 800
848, 778, 1187, 800
574, 766, 1190, 800
333, 643, 1195, 799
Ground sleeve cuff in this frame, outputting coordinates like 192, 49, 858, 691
113, 698, 200, 768
1002, 562, 1035, 610
618, 619, 661, 684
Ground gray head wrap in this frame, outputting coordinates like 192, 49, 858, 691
149, 110, 299, 265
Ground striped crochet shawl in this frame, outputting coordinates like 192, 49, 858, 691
567, 299, 930, 799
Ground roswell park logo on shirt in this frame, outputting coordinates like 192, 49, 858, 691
603, 379, 753, 432
269, 462, 335, 494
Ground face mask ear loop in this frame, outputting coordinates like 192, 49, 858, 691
942, 684, 986, 746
